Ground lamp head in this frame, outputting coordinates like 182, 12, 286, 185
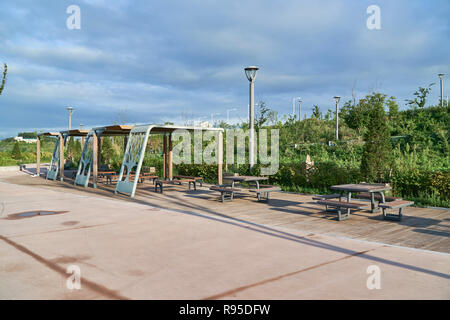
245, 66, 259, 81
438, 73, 444, 79
333, 96, 341, 104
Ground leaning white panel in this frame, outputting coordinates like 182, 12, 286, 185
74, 131, 94, 187
115, 125, 153, 197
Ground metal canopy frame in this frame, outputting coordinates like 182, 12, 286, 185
73, 125, 132, 188
115, 124, 224, 198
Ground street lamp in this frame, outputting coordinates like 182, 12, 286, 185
292, 97, 301, 119
210, 112, 220, 126
298, 98, 302, 120
438, 74, 444, 107
245, 66, 259, 169
333, 96, 341, 141
67, 107, 74, 130
226, 108, 237, 123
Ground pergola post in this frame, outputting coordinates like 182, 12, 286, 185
36, 136, 41, 177
168, 133, 173, 180
93, 131, 98, 188
123, 136, 128, 153
163, 134, 167, 180
59, 134, 65, 181
218, 130, 223, 185
97, 134, 102, 170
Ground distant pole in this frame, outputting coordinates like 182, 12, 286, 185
333, 96, 341, 141
245, 66, 259, 169
292, 97, 301, 119
226, 108, 237, 123
438, 74, 444, 107
298, 99, 302, 120
67, 107, 74, 130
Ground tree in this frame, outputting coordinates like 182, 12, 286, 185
311, 105, 322, 119
341, 99, 371, 137
360, 93, 393, 182
11, 141, 22, 159
405, 83, 434, 109
0, 63, 7, 95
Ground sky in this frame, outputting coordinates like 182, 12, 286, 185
0, 0, 449, 138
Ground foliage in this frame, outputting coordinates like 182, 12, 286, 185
360, 93, 393, 182
11, 141, 22, 159
0, 63, 6, 95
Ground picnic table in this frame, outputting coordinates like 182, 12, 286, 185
330, 183, 392, 213
211, 175, 280, 202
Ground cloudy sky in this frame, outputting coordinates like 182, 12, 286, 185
0, 0, 448, 138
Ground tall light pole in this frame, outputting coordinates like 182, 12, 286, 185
226, 108, 237, 123
333, 96, 340, 141
438, 74, 444, 107
210, 112, 220, 126
298, 99, 302, 120
292, 97, 301, 119
245, 66, 259, 169
67, 107, 74, 130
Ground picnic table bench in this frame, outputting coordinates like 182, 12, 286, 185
249, 185, 281, 202
209, 185, 242, 202
155, 178, 196, 193
173, 175, 203, 187
316, 199, 370, 221
379, 200, 414, 221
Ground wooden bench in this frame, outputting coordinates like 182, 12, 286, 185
155, 179, 196, 193
174, 175, 203, 187
378, 200, 414, 221
354, 192, 401, 202
249, 185, 281, 202
209, 185, 242, 202
316, 200, 370, 221
312, 193, 343, 201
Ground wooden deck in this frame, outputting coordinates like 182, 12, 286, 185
4, 172, 450, 254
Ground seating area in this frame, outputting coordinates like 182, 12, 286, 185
314, 184, 414, 221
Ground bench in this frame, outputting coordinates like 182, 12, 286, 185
174, 175, 203, 187
249, 185, 281, 202
209, 185, 242, 202
155, 179, 196, 193
312, 193, 343, 201
354, 192, 401, 202
378, 200, 414, 221
316, 200, 370, 221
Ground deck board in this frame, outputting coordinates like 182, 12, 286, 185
3, 173, 449, 254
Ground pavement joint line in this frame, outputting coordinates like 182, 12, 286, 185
203, 248, 378, 300
5, 223, 116, 239
0, 234, 130, 300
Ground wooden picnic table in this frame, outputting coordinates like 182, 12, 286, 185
330, 183, 392, 213
224, 175, 268, 190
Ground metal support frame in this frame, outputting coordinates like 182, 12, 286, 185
74, 131, 94, 187
115, 125, 152, 197
47, 134, 67, 181
115, 125, 224, 198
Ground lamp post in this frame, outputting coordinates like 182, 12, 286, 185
292, 97, 301, 119
245, 66, 259, 169
298, 98, 302, 120
210, 112, 220, 127
226, 108, 237, 123
438, 74, 444, 107
67, 107, 74, 130
333, 96, 341, 141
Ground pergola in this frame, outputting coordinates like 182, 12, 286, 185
74, 125, 132, 188
37, 129, 90, 181
114, 124, 224, 198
